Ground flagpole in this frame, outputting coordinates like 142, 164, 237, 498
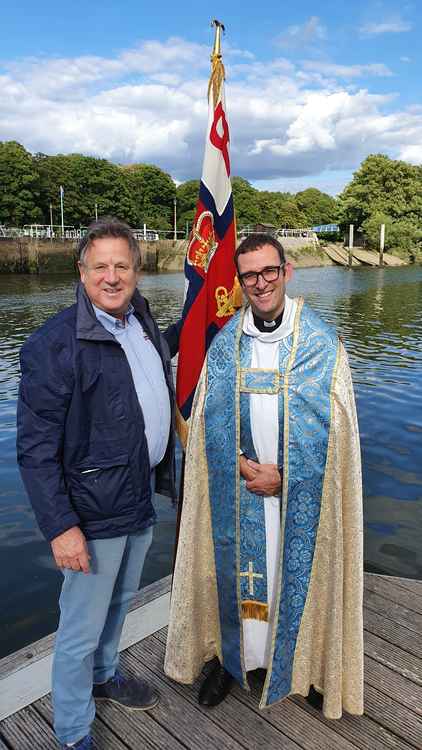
211, 18, 224, 56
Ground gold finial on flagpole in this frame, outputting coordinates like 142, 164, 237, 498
211, 19, 225, 58
208, 20, 226, 106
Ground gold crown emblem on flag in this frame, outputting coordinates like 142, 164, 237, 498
187, 211, 218, 272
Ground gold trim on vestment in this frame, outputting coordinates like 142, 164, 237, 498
289, 341, 364, 717
241, 600, 269, 621
261, 296, 304, 708
239, 367, 280, 394
175, 404, 189, 450
235, 306, 249, 689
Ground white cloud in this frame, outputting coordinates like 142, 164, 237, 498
400, 56, 411, 63
302, 61, 393, 78
276, 16, 327, 49
399, 145, 422, 163
1, 35, 421, 188
360, 19, 413, 35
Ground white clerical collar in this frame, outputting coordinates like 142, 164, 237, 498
242, 295, 297, 342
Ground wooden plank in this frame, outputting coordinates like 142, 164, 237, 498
364, 589, 422, 635
380, 253, 406, 267
364, 575, 422, 614
156, 627, 420, 750
364, 630, 422, 685
364, 607, 422, 659
291, 694, 416, 750
97, 701, 187, 749
130, 631, 302, 750
364, 655, 422, 716
119, 651, 246, 749
364, 683, 422, 748
0, 704, 57, 749
352, 248, 379, 266
380, 577, 422, 599
35, 694, 139, 750
0, 580, 170, 721
234, 680, 359, 750
323, 245, 361, 266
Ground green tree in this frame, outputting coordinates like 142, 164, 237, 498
255, 191, 307, 228
176, 179, 200, 231
0, 141, 42, 225
337, 154, 422, 228
35, 153, 132, 227
231, 177, 261, 227
338, 154, 422, 259
295, 187, 337, 226
121, 164, 176, 230
363, 213, 422, 257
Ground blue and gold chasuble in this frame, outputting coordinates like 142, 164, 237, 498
204, 299, 339, 707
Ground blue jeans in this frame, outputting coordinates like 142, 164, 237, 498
52, 526, 153, 745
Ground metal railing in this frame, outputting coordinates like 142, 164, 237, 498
237, 226, 319, 241
0, 225, 183, 242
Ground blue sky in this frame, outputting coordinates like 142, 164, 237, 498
1, 1, 420, 194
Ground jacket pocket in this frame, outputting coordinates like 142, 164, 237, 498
68, 453, 135, 521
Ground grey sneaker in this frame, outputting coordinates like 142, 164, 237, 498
93, 670, 159, 711
61, 735, 94, 749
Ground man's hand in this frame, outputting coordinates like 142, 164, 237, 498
51, 526, 91, 574
239, 454, 258, 482
244, 459, 282, 497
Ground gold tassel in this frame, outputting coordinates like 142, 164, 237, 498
208, 55, 226, 109
241, 600, 269, 622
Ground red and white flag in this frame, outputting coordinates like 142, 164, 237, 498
176, 21, 241, 445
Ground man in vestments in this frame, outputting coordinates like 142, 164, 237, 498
165, 233, 364, 718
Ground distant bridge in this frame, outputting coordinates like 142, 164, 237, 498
312, 224, 340, 233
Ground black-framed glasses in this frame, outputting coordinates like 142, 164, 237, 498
238, 264, 284, 288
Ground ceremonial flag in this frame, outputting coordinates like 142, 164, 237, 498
176, 20, 241, 446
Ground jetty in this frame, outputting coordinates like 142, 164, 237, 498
1, 572, 421, 749
352, 248, 406, 267
323, 244, 362, 266
323, 245, 407, 268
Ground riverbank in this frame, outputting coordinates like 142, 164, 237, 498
0, 237, 380, 274
0, 237, 165, 273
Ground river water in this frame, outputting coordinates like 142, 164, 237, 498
0, 266, 421, 659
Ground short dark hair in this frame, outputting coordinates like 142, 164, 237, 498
234, 233, 286, 272
77, 217, 141, 270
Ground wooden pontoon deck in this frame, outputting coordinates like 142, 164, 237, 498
1, 573, 421, 749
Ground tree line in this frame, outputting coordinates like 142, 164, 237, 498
0, 141, 336, 232
1, 141, 421, 257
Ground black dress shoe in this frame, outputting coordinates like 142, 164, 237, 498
198, 662, 234, 706
306, 685, 323, 710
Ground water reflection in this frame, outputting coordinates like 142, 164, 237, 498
0, 265, 421, 658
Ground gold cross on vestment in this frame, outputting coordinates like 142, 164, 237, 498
240, 561, 264, 596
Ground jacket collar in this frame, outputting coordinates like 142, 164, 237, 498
75, 282, 150, 342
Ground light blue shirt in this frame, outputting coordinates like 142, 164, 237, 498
93, 304, 171, 469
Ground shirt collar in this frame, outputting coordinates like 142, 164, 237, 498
243, 295, 296, 342
92, 303, 135, 331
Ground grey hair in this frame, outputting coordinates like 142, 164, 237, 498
77, 217, 141, 270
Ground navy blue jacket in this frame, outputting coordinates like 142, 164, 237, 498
17, 284, 179, 542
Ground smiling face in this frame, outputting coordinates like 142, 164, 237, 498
78, 236, 139, 319
237, 243, 292, 321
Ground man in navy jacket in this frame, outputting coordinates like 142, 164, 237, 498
17, 217, 179, 750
